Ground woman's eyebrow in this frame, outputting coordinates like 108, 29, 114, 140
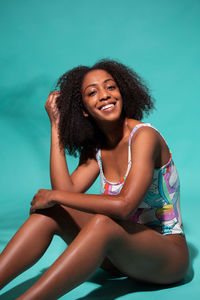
84, 79, 115, 93
104, 78, 115, 83
84, 83, 97, 92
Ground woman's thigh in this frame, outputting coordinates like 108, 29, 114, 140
35, 205, 124, 274
35, 204, 95, 243
36, 207, 189, 283
107, 219, 189, 284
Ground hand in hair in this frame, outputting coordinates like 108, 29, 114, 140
45, 91, 60, 127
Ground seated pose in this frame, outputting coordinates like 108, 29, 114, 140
0, 60, 189, 300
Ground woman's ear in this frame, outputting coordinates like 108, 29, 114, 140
83, 110, 89, 117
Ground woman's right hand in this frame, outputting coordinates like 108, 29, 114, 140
45, 91, 60, 127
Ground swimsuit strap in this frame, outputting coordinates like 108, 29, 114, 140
127, 123, 171, 170
96, 148, 104, 174
127, 123, 153, 166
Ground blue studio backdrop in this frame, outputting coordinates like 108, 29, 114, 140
0, 0, 200, 299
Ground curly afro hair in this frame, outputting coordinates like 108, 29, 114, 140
54, 59, 154, 160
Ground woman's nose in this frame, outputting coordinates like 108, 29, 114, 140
99, 89, 110, 101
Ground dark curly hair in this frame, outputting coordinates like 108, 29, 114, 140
55, 59, 154, 161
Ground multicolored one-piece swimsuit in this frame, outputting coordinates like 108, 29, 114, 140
96, 123, 184, 235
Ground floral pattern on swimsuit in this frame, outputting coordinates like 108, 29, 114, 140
96, 123, 184, 235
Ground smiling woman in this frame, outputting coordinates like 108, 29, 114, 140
0, 59, 189, 300
55, 59, 153, 159
82, 70, 123, 121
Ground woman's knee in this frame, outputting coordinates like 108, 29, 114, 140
30, 206, 63, 235
35, 205, 84, 240
34, 204, 61, 219
88, 214, 122, 238
89, 214, 114, 227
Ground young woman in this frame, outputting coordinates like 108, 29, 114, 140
0, 59, 189, 299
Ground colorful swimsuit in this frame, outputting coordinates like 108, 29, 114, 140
96, 123, 184, 235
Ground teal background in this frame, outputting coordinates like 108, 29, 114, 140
0, 0, 200, 299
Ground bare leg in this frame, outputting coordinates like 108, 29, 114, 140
0, 205, 94, 290
16, 215, 189, 300
0, 203, 117, 291
0, 213, 59, 289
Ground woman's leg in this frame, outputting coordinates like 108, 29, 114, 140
0, 205, 94, 290
16, 214, 189, 300
0, 212, 58, 289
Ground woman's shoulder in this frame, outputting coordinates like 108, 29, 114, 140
126, 119, 168, 154
127, 120, 171, 169
126, 119, 159, 140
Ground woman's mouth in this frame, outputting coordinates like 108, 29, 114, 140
100, 103, 115, 111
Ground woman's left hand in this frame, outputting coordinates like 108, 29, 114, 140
30, 189, 57, 214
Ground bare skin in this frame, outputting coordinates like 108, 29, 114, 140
0, 70, 189, 299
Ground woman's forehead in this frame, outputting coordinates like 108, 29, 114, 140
82, 69, 114, 87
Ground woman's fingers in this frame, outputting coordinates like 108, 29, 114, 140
45, 91, 60, 109
30, 189, 55, 214
45, 91, 61, 125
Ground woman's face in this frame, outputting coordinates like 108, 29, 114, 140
81, 69, 123, 123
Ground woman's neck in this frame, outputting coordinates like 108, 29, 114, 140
97, 118, 130, 148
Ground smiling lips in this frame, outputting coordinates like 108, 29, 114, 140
100, 103, 116, 111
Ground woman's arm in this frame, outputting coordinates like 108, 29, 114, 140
31, 127, 159, 219
46, 92, 99, 193
50, 125, 99, 193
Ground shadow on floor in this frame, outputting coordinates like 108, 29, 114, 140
0, 242, 197, 300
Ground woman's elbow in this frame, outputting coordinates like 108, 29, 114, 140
117, 198, 135, 220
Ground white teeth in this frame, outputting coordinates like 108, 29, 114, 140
101, 104, 114, 111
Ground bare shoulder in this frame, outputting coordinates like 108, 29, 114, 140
130, 125, 162, 163
133, 125, 160, 142
129, 124, 171, 169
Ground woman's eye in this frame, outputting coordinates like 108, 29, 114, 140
88, 91, 96, 96
107, 85, 116, 90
